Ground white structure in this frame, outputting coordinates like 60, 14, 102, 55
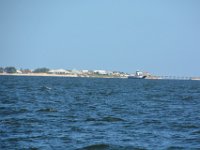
49, 69, 69, 74
94, 70, 108, 75
135, 71, 143, 77
71, 69, 82, 74
81, 70, 89, 73
16, 70, 22, 74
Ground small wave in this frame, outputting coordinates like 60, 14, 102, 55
77, 144, 146, 150
1, 119, 21, 126
77, 144, 110, 150
172, 123, 199, 130
28, 147, 39, 150
1, 108, 28, 115
85, 118, 97, 122
46, 86, 52, 90
86, 116, 125, 122
166, 146, 185, 150
192, 130, 200, 135
181, 95, 193, 101
101, 116, 125, 122
70, 126, 82, 132
141, 119, 162, 125
40, 86, 52, 91
37, 108, 57, 112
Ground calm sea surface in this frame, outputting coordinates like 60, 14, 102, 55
0, 76, 200, 150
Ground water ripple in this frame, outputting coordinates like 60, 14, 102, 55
0, 76, 200, 149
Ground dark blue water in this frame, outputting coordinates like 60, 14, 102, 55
0, 76, 200, 150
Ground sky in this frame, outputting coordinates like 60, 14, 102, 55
0, 0, 200, 76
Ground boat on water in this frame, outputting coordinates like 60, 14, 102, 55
128, 71, 147, 79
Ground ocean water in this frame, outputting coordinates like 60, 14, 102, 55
0, 76, 200, 150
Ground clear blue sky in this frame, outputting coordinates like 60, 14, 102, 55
0, 0, 200, 76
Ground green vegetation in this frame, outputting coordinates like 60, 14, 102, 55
0, 67, 4, 73
33, 68, 49, 73
0, 66, 128, 78
4, 67, 17, 73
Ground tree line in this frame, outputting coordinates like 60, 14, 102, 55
0, 67, 17, 73
0, 67, 50, 74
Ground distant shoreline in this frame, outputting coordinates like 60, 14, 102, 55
0, 73, 124, 79
0, 73, 76, 77
1, 73, 200, 80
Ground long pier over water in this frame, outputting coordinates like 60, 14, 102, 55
154, 76, 192, 80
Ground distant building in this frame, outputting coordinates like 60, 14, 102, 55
71, 69, 81, 74
16, 70, 22, 74
81, 70, 89, 73
49, 69, 68, 74
20, 69, 32, 74
94, 70, 107, 75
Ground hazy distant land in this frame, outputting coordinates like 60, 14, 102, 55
0, 67, 200, 80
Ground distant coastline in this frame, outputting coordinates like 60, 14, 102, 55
0, 67, 200, 80
0, 72, 127, 79
1, 73, 200, 81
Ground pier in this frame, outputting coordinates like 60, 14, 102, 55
155, 76, 192, 80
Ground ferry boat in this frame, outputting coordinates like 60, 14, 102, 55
128, 71, 147, 79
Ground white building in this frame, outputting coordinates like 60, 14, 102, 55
81, 70, 89, 73
49, 69, 68, 74
94, 70, 108, 75
16, 70, 22, 74
71, 69, 82, 74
